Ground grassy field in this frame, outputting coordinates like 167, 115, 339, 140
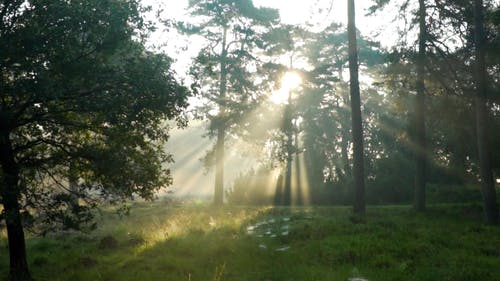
1, 201, 499, 281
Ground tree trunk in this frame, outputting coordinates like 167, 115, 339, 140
347, 0, 366, 216
473, 0, 499, 224
340, 122, 351, 179
68, 162, 79, 208
294, 131, 303, 205
214, 127, 225, 206
283, 90, 293, 206
339, 67, 351, 180
414, 0, 427, 212
0, 131, 32, 281
274, 172, 284, 205
214, 27, 228, 206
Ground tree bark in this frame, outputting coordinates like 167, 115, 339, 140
414, 0, 427, 212
283, 90, 293, 206
339, 67, 351, 180
0, 131, 32, 281
274, 173, 284, 205
214, 27, 228, 206
347, 0, 366, 216
294, 131, 303, 205
214, 126, 225, 206
473, 0, 499, 224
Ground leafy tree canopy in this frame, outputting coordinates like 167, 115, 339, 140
0, 0, 189, 232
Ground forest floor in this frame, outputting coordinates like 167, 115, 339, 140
1, 201, 499, 281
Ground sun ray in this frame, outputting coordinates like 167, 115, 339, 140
291, 150, 311, 206
270, 71, 302, 104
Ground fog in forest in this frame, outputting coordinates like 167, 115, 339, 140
1, 0, 499, 280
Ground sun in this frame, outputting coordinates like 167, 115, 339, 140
269, 71, 302, 104
281, 71, 302, 91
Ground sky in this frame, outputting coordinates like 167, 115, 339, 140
144, 0, 392, 31
142, 0, 399, 76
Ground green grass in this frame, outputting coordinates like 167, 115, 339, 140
1, 202, 499, 281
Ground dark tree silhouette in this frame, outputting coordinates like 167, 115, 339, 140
414, 0, 427, 212
473, 0, 499, 224
0, 1, 188, 279
347, 0, 366, 215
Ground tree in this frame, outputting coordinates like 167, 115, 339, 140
472, 0, 499, 224
414, 0, 427, 211
347, 0, 366, 215
179, 0, 279, 205
302, 20, 383, 183
267, 26, 307, 206
0, 1, 189, 280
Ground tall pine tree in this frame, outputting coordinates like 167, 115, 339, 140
178, 0, 279, 205
347, 0, 366, 215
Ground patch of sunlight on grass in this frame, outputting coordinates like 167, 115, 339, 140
98, 202, 271, 254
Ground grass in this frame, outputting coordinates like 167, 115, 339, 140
1, 201, 499, 281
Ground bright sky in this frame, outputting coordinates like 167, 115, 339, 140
142, 0, 398, 76
145, 0, 388, 29
145, 0, 393, 37
252, 0, 377, 30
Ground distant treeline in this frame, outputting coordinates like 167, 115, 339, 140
227, 166, 495, 205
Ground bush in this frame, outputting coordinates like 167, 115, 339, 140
426, 184, 483, 204
226, 167, 276, 205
